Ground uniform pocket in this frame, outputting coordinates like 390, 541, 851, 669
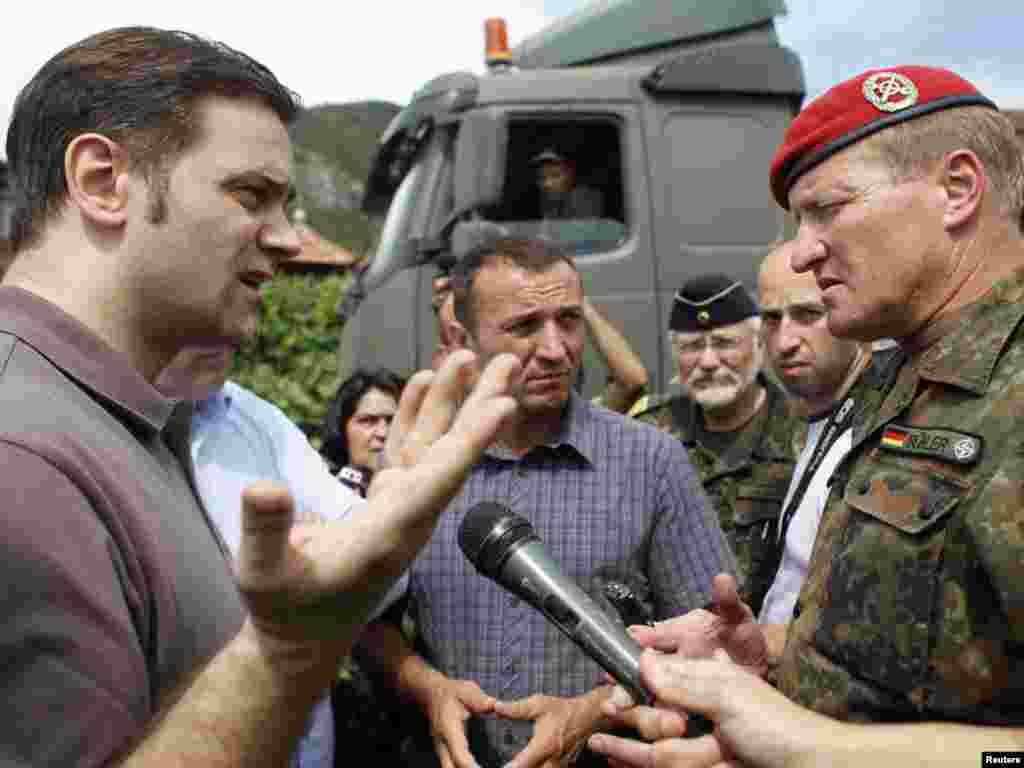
814, 457, 968, 695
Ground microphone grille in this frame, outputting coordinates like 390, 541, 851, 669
458, 501, 535, 575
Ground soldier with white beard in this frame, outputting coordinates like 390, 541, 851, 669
634, 274, 803, 614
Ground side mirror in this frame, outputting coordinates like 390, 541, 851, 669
362, 110, 428, 217
453, 108, 509, 213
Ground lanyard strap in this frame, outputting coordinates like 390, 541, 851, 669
775, 396, 856, 543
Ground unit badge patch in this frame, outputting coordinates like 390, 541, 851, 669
880, 424, 982, 465
863, 72, 919, 113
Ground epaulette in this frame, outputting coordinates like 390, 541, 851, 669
629, 391, 676, 418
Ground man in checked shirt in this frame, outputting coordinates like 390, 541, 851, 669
358, 236, 733, 768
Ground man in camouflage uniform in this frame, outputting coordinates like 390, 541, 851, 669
589, 66, 1024, 768
635, 274, 802, 614
756, 239, 876, 628
589, 65, 1024, 767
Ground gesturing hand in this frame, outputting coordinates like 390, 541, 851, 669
236, 350, 520, 665
424, 677, 496, 768
630, 574, 768, 676
496, 689, 613, 768
590, 649, 820, 768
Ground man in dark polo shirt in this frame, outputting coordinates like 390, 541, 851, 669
0, 27, 519, 768
0, 160, 13, 277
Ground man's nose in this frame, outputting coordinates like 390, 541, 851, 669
535, 322, 569, 361
697, 343, 721, 369
261, 208, 302, 265
790, 227, 824, 274
776, 316, 803, 352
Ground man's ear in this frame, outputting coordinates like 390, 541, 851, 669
940, 149, 985, 232
64, 133, 131, 229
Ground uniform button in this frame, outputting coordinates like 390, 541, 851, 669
515, 467, 528, 478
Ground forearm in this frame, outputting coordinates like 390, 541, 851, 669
793, 720, 1024, 768
358, 619, 448, 711
119, 621, 338, 768
582, 299, 648, 409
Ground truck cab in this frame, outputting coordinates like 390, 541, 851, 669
342, 0, 804, 396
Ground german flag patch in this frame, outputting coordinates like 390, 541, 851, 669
878, 424, 982, 465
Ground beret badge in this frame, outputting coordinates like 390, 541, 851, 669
862, 72, 919, 113
768, 65, 997, 209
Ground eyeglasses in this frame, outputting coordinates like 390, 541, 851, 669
671, 334, 746, 357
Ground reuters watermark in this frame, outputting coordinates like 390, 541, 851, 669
984, 753, 1024, 766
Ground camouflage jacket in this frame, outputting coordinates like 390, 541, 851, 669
776, 266, 1024, 724
634, 377, 802, 614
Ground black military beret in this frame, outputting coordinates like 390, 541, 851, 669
669, 274, 759, 332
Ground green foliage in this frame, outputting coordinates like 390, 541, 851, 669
231, 272, 352, 444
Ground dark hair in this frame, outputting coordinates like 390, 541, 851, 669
321, 367, 406, 468
0, 161, 13, 243
5, 26, 301, 249
450, 236, 577, 333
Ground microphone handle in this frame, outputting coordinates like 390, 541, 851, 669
502, 543, 653, 706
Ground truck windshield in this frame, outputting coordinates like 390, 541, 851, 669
372, 158, 426, 275
488, 116, 628, 259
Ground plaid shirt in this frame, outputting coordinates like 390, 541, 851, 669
407, 394, 734, 764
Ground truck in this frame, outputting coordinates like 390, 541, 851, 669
339, 0, 805, 397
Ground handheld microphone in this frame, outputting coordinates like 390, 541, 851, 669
458, 501, 653, 705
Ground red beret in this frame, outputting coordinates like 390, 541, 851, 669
769, 66, 998, 209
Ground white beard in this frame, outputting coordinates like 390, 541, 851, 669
691, 381, 745, 409
682, 360, 759, 412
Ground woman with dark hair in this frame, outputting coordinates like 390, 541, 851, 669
323, 367, 415, 767
321, 367, 405, 496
